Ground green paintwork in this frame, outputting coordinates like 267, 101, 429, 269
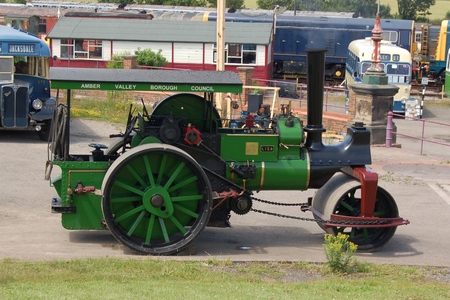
221, 134, 279, 162
52, 160, 109, 230
220, 117, 309, 191
131, 135, 161, 148
225, 152, 309, 191
277, 117, 304, 159
152, 93, 221, 131
446, 70, 450, 96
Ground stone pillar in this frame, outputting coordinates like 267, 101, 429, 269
123, 55, 138, 69
347, 13, 399, 145
237, 67, 254, 103
348, 84, 398, 145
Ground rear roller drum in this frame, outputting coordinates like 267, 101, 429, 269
101, 143, 213, 255
312, 173, 398, 252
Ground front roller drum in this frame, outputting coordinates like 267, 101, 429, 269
101, 143, 213, 255
312, 173, 400, 252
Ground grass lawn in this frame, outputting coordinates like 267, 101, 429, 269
1, 258, 449, 299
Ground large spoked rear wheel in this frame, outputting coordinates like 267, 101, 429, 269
101, 143, 213, 255
312, 173, 399, 252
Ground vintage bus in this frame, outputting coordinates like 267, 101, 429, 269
0, 25, 55, 140
346, 38, 413, 113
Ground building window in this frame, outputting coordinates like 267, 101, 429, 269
38, 19, 47, 34
242, 44, 257, 64
88, 40, 102, 58
60, 39, 103, 59
213, 44, 256, 65
227, 44, 242, 63
60, 39, 74, 58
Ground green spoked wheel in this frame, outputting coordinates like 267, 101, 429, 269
101, 143, 213, 255
312, 173, 398, 252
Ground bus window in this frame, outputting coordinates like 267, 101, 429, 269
386, 63, 410, 75
14, 58, 27, 74
386, 63, 410, 83
361, 62, 371, 73
361, 62, 385, 73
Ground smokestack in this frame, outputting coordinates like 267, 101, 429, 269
304, 49, 327, 151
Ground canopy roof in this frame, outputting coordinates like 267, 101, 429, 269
50, 67, 243, 93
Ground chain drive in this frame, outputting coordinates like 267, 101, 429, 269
250, 196, 390, 226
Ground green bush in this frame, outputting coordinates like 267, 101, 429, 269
135, 48, 168, 68
107, 52, 131, 69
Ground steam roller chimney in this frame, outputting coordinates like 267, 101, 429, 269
304, 49, 327, 151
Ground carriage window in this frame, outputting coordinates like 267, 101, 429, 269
382, 30, 398, 43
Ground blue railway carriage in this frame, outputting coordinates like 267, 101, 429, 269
346, 38, 413, 113
0, 25, 55, 140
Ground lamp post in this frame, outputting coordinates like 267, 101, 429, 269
362, 2, 388, 85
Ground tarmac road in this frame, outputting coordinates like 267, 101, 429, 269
1, 113, 450, 267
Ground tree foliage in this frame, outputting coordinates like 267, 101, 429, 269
397, 0, 436, 20
257, 0, 294, 10
207, 0, 245, 9
135, 48, 168, 67
256, 0, 391, 18
133, 0, 207, 5
98, 0, 134, 3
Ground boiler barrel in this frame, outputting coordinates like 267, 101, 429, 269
226, 159, 309, 191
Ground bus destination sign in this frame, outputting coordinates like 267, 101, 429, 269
8, 44, 36, 54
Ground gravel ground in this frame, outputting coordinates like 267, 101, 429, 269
1, 98, 450, 285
